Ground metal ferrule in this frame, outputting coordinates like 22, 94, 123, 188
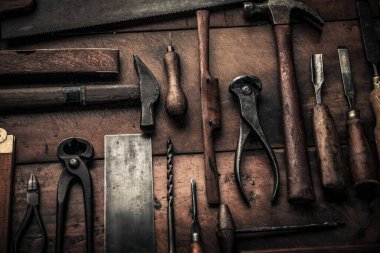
373, 75, 380, 89
192, 233, 200, 243
347, 109, 360, 120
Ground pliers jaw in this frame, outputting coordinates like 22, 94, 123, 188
26, 173, 39, 206
230, 75, 280, 206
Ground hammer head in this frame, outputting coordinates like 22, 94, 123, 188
133, 54, 160, 131
244, 0, 324, 30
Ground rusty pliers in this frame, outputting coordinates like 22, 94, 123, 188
56, 137, 94, 253
229, 75, 279, 206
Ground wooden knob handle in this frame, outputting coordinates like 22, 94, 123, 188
370, 87, 380, 164
164, 50, 188, 116
190, 242, 204, 253
347, 112, 379, 192
313, 104, 347, 192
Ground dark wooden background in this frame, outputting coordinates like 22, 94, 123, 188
1, 0, 380, 252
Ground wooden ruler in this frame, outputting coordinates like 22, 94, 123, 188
0, 128, 15, 253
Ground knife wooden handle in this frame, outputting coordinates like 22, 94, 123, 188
370, 84, 380, 164
313, 104, 347, 192
164, 49, 188, 116
347, 111, 379, 193
0, 130, 15, 253
191, 242, 204, 253
274, 24, 315, 204
197, 9, 221, 205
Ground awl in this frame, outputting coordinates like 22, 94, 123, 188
311, 54, 347, 193
338, 47, 379, 196
357, 0, 380, 164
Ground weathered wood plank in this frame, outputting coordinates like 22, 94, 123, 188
11, 149, 378, 252
1, 20, 378, 164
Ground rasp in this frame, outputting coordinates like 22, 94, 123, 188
357, 0, 380, 163
104, 134, 155, 253
1, 0, 244, 39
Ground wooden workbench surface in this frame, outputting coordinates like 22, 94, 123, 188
1, 0, 380, 252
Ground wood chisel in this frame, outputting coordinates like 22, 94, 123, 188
104, 134, 155, 253
0, 128, 15, 253
357, 0, 380, 164
311, 54, 347, 193
338, 47, 379, 195
190, 180, 203, 253
164, 33, 188, 117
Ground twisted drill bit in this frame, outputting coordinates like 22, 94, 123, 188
167, 138, 175, 253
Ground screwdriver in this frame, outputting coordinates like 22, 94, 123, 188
311, 54, 347, 193
337, 47, 379, 196
163, 32, 188, 117
190, 180, 203, 253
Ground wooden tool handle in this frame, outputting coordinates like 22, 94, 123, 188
274, 25, 315, 204
0, 85, 140, 110
347, 112, 379, 192
370, 86, 380, 164
164, 50, 188, 116
0, 130, 15, 253
197, 9, 221, 205
313, 104, 347, 192
191, 242, 204, 253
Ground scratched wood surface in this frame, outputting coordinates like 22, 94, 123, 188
1, 0, 380, 252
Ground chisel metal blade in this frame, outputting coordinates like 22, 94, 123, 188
338, 47, 355, 110
104, 134, 155, 253
311, 54, 324, 104
357, 0, 380, 68
1, 0, 244, 39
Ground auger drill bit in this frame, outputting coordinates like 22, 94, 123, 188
167, 138, 175, 253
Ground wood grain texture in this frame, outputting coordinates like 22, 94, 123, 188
0, 49, 119, 83
370, 87, 380, 164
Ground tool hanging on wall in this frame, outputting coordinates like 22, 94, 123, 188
56, 137, 94, 253
244, 0, 324, 205
104, 134, 155, 253
337, 47, 379, 196
357, 0, 380, 164
0, 128, 15, 253
164, 33, 188, 117
167, 138, 176, 253
311, 54, 347, 194
13, 174, 47, 253
216, 204, 345, 253
190, 180, 203, 253
229, 75, 279, 205
197, 9, 222, 205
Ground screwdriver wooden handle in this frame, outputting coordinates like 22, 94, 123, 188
313, 104, 347, 192
347, 111, 379, 192
164, 48, 188, 116
274, 24, 315, 204
191, 242, 204, 253
370, 79, 380, 164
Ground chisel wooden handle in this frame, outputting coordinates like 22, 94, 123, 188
347, 110, 379, 192
164, 46, 188, 116
191, 242, 204, 253
274, 25, 315, 204
370, 77, 380, 164
197, 9, 221, 205
313, 104, 347, 192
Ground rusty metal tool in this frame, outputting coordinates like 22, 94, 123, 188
0, 54, 160, 131
104, 134, 155, 253
357, 0, 380, 164
229, 75, 279, 206
0, 128, 15, 253
338, 47, 379, 195
311, 54, 347, 193
244, 0, 324, 205
164, 33, 188, 117
167, 138, 176, 253
1, 0, 245, 39
56, 137, 94, 253
216, 204, 344, 253
190, 180, 203, 253
13, 174, 47, 253
197, 9, 221, 205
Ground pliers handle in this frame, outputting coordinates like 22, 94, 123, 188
230, 75, 279, 206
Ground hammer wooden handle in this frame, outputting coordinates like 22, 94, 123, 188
197, 9, 221, 205
313, 104, 347, 192
370, 84, 380, 164
274, 25, 315, 204
347, 114, 379, 192
164, 49, 188, 116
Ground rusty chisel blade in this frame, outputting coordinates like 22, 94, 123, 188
1, 0, 244, 39
338, 47, 355, 110
311, 54, 324, 104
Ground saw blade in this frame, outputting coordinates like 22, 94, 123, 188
1, 0, 244, 39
